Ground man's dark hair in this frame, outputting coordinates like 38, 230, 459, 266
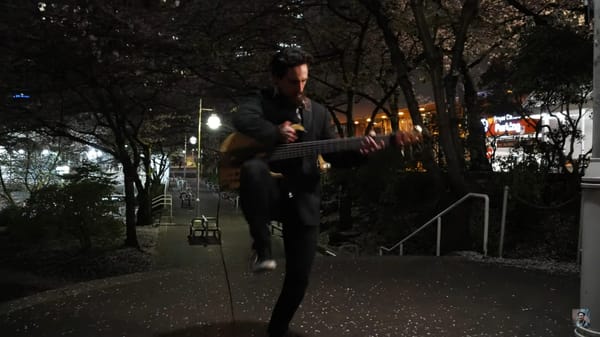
270, 47, 313, 78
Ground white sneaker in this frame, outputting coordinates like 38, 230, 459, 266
250, 251, 277, 273
252, 258, 277, 272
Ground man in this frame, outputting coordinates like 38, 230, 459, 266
233, 47, 415, 337
576, 310, 591, 328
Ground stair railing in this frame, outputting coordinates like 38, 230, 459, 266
574, 326, 600, 337
152, 193, 173, 219
379, 193, 489, 257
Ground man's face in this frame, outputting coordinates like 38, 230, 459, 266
274, 64, 308, 103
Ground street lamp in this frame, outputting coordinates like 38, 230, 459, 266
183, 135, 187, 179
195, 99, 221, 217
207, 113, 222, 130
578, 1, 600, 327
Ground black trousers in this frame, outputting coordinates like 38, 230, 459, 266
239, 158, 319, 337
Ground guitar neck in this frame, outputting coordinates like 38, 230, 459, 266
270, 135, 391, 161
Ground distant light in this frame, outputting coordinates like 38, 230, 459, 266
207, 113, 221, 130
41, 149, 50, 156
189, 136, 197, 145
56, 165, 70, 175
418, 107, 426, 111
13, 93, 30, 99
86, 149, 102, 161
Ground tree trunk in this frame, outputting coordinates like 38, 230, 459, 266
122, 167, 139, 248
410, 0, 476, 252
135, 147, 153, 226
410, 0, 469, 196
0, 165, 16, 207
136, 187, 152, 226
464, 70, 492, 171
433, 72, 469, 195
360, 0, 445, 217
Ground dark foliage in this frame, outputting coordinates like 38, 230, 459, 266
321, 154, 580, 261
3, 164, 122, 252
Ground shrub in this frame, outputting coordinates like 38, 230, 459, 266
6, 165, 122, 252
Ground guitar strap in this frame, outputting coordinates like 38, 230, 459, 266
301, 98, 313, 132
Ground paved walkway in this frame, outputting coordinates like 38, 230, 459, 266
0, 179, 581, 336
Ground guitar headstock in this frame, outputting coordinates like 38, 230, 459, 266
387, 125, 424, 160
392, 125, 424, 147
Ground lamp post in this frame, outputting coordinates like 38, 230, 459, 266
578, 1, 600, 331
194, 98, 220, 217
183, 135, 187, 179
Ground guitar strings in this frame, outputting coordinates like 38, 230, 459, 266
270, 135, 390, 160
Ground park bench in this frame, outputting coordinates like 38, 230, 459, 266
189, 215, 221, 243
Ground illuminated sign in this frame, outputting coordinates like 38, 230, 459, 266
56, 165, 70, 175
12, 93, 31, 99
481, 114, 538, 137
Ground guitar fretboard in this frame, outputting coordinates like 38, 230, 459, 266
269, 135, 391, 161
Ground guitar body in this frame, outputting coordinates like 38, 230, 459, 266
218, 132, 263, 191
218, 125, 305, 191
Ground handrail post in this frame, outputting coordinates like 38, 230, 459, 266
436, 217, 442, 256
499, 185, 509, 258
483, 194, 489, 257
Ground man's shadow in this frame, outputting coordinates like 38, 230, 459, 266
155, 321, 307, 337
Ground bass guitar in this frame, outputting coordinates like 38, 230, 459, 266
218, 125, 421, 191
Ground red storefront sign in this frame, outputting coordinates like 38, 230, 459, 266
481, 114, 538, 137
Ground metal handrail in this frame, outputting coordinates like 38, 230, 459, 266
152, 193, 173, 218
574, 326, 600, 336
379, 193, 489, 257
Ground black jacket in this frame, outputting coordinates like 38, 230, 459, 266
233, 88, 361, 226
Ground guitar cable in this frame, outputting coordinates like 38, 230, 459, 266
216, 194, 237, 324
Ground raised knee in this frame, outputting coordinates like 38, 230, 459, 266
241, 158, 269, 177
